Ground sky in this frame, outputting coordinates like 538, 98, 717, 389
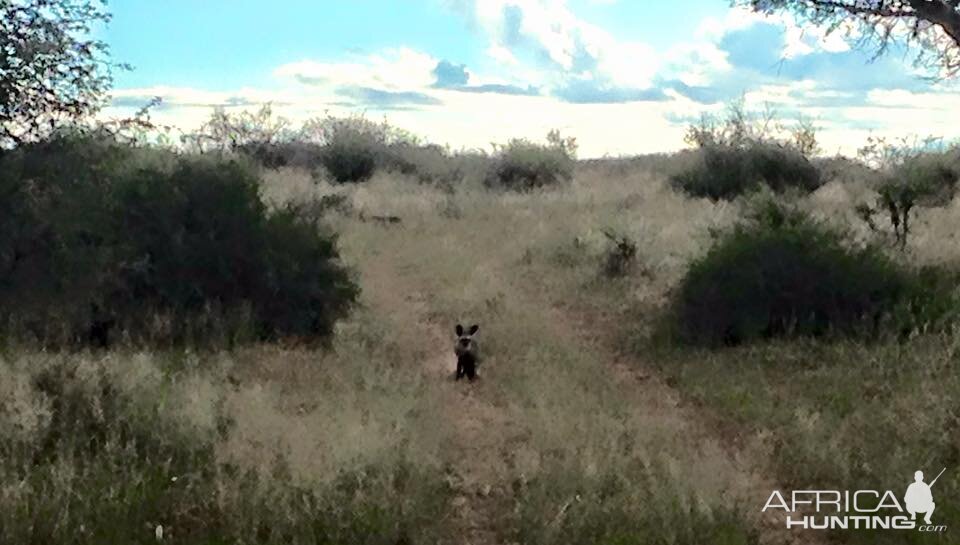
98, 0, 960, 157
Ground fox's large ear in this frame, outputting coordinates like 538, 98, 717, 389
469, 324, 479, 335
455, 324, 464, 336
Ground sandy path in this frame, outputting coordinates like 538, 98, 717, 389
357, 255, 512, 545
421, 325, 512, 545
349, 228, 829, 544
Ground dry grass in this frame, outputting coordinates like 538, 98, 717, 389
0, 308, 451, 544
314, 157, 959, 543
4, 154, 959, 544
317, 164, 768, 543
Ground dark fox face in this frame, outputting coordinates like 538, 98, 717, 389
454, 324, 479, 355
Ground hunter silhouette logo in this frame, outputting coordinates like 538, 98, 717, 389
905, 468, 945, 525
763, 468, 948, 533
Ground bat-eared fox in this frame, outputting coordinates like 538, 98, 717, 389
454, 324, 480, 381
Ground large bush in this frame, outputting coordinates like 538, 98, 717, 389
381, 142, 484, 187
669, 201, 956, 346
671, 142, 822, 200
0, 133, 358, 347
484, 130, 576, 191
302, 115, 429, 184
316, 118, 384, 183
671, 102, 823, 200
313, 116, 481, 185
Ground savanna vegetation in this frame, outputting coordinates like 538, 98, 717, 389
4, 1, 960, 544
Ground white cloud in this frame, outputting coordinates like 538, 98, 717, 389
782, 19, 853, 58
695, 7, 766, 41
592, 38, 659, 89
654, 7, 766, 91
486, 44, 519, 65
744, 82, 804, 106
418, 89, 686, 155
696, 5, 853, 60
104, 78, 960, 160
661, 41, 732, 87
109, 86, 311, 109
105, 83, 685, 157
866, 88, 960, 110
474, 0, 583, 70
274, 47, 438, 91
470, 0, 659, 89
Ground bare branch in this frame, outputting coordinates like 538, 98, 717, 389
742, 0, 960, 77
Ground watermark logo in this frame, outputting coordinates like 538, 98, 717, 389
762, 468, 947, 533
905, 469, 942, 525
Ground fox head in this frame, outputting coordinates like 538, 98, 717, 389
454, 324, 479, 357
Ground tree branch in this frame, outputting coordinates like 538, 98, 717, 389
795, 0, 907, 19
907, 0, 960, 49
746, 0, 960, 75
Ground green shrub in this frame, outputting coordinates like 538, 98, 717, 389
673, 101, 823, 200
484, 131, 576, 191
381, 142, 481, 187
897, 152, 959, 206
671, 142, 822, 200
0, 133, 358, 347
319, 131, 381, 183
814, 155, 875, 185
237, 140, 325, 170
668, 200, 956, 346
186, 108, 482, 186
856, 150, 959, 250
0, 133, 141, 344
308, 116, 407, 184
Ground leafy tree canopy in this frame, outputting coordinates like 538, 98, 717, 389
1, 0, 115, 146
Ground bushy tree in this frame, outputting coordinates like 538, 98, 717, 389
183, 103, 301, 164
309, 115, 389, 183
0, 133, 358, 347
301, 114, 429, 183
1, 0, 116, 146
672, 101, 822, 200
854, 136, 959, 250
484, 130, 577, 191
669, 199, 954, 346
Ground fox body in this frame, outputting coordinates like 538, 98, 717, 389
454, 324, 480, 381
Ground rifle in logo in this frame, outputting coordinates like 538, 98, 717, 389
905, 468, 945, 525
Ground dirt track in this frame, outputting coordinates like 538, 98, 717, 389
351, 228, 828, 545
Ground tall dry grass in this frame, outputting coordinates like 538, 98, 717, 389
302, 164, 761, 543
5, 151, 959, 544
275, 155, 960, 543
0, 305, 451, 544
